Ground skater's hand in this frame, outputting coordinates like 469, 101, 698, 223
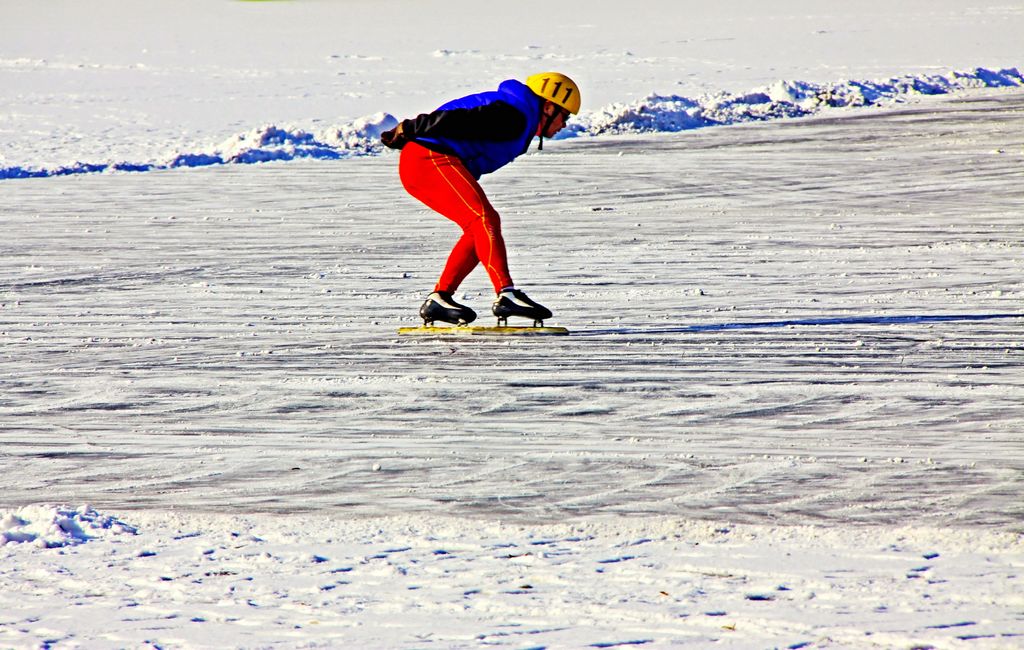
381, 123, 407, 149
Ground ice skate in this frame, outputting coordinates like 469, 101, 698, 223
419, 291, 476, 326
492, 288, 553, 326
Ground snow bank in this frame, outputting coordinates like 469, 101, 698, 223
0, 113, 398, 180
568, 66, 1024, 136
0, 505, 137, 548
204, 112, 397, 166
0, 67, 1020, 180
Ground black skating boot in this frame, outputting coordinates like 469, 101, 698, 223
420, 291, 477, 326
492, 288, 553, 326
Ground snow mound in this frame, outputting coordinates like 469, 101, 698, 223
1, 68, 1021, 179
564, 66, 1024, 136
185, 112, 397, 167
0, 505, 137, 549
0, 113, 398, 180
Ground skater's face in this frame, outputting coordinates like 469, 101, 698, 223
538, 101, 572, 138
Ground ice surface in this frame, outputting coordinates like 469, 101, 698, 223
3, 90, 1021, 529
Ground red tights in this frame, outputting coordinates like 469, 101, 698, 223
399, 142, 513, 294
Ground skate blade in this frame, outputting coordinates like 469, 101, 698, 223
398, 325, 569, 337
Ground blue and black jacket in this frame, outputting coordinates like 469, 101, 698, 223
397, 79, 543, 179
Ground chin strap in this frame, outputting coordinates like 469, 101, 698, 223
537, 106, 559, 151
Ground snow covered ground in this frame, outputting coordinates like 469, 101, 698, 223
2, 1, 1023, 648
1, 506, 1021, 649
4, 0, 1024, 176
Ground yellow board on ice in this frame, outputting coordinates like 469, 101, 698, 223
398, 325, 569, 337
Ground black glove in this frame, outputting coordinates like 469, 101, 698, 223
381, 122, 408, 150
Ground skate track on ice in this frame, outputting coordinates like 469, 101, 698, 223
579, 312, 1022, 336
1, 89, 1022, 529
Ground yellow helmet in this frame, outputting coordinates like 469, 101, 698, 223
526, 72, 581, 114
